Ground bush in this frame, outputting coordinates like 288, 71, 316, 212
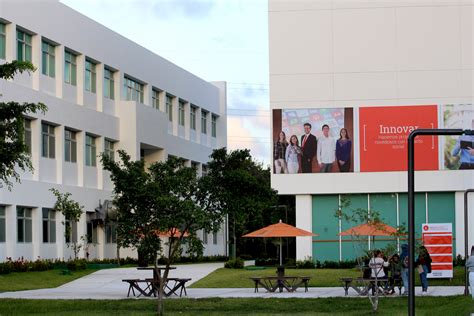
224, 258, 244, 269
255, 258, 278, 266
454, 254, 465, 267
157, 255, 228, 265
296, 257, 316, 269
66, 259, 87, 271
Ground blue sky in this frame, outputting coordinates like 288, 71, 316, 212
61, 0, 271, 165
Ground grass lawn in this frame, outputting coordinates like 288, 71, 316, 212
0, 269, 98, 292
0, 297, 472, 315
191, 266, 465, 288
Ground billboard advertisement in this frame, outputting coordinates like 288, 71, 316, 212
442, 104, 474, 170
272, 108, 354, 173
359, 105, 438, 172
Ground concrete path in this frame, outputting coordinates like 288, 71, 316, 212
0, 262, 467, 300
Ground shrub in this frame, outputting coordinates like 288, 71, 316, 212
224, 258, 244, 269
296, 257, 316, 269
66, 259, 87, 271
255, 258, 278, 266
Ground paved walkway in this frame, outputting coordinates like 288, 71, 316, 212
0, 262, 466, 300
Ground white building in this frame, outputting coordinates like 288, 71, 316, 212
0, 0, 227, 261
269, 0, 473, 265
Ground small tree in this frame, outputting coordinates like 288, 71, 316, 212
50, 188, 85, 260
102, 150, 223, 316
0, 61, 47, 189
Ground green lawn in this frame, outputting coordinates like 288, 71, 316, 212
191, 266, 465, 288
0, 269, 97, 292
0, 297, 472, 315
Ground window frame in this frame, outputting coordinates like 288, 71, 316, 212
0, 206, 5, 243
42, 208, 56, 244
201, 110, 208, 134
190, 106, 197, 130
104, 68, 115, 100
166, 95, 173, 122
123, 76, 144, 103
24, 119, 32, 154
41, 41, 55, 78
178, 101, 185, 126
17, 207, 32, 243
17, 30, 32, 62
85, 59, 97, 93
152, 89, 160, 109
41, 123, 55, 159
104, 139, 115, 162
211, 114, 217, 138
0, 23, 6, 60
105, 222, 117, 244
64, 51, 77, 86
64, 129, 77, 163
85, 134, 97, 167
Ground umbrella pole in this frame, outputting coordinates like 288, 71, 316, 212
280, 237, 283, 266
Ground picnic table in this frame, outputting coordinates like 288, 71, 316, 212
122, 266, 191, 297
250, 276, 311, 293
339, 277, 402, 296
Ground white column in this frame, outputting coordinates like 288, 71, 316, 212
96, 63, 104, 112
172, 96, 179, 135
55, 126, 64, 184
56, 211, 65, 259
55, 44, 64, 99
96, 225, 105, 260
144, 83, 152, 107
32, 207, 41, 260
31, 34, 41, 91
196, 107, 202, 144
5, 205, 16, 258
77, 131, 85, 187
76, 212, 87, 259
184, 102, 190, 140
76, 54, 85, 106
114, 70, 122, 102
296, 194, 313, 260
5, 22, 16, 61
96, 136, 104, 190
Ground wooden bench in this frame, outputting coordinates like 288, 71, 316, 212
250, 276, 311, 293
122, 278, 191, 298
339, 277, 399, 296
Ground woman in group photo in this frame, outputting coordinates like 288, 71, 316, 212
285, 134, 303, 174
336, 128, 352, 172
274, 131, 288, 173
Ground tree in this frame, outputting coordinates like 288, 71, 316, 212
206, 148, 278, 259
50, 188, 86, 260
101, 150, 224, 316
0, 61, 47, 189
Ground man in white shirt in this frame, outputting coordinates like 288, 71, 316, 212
369, 250, 390, 279
317, 124, 336, 172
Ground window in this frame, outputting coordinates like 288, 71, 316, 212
105, 222, 117, 243
64, 51, 77, 85
64, 129, 77, 163
123, 77, 144, 103
104, 68, 114, 100
17, 30, 32, 62
211, 115, 217, 137
202, 164, 208, 177
202, 230, 208, 244
86, 222, 97, 244
178, 101, 185, 126
65, 216, 77, 244
85, 134, 97, 166
213, 231, 218, 245
152, 89, 160, 109
0, 206, 5, 243
17, 207, 32, 243
42, 208, 56, 243
85, 60, 97, 93
24, 119, 31, 154
104, 139, 114, 161
0, 23, 5, 60
166, 95, 173, 121
41, 41, 55, 77
190, 106, 197, 130
201, 110, 208, 134
41, 123, 55, 158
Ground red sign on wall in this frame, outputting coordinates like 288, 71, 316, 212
422, 223, 453, 278
359, 105, 438, 172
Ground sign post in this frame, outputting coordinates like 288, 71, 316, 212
421, 223, 453, 278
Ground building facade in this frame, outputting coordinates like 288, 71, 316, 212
269, 0, 473, 264
0, 0, 227, 261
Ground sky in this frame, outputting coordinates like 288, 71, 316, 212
60, 0, 271, 166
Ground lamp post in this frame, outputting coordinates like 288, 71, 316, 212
408, 128, 472, 316
465, 189, 474, 296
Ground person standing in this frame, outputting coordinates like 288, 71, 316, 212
274, 131, 288, 173
317, 124, 336, 172
467, 246, 474, 299
285, 135, 302, 174
400, 244, 409, 295
336, 128, 352, 172
300, 123, 317, 173
416, 246, 432, 295
369, 249, 389, 279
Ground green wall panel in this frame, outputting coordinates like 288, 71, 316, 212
427, 192, 456, 255
341, 194, 369, 260
369, 194, 398, 253
312, 195, 339, 261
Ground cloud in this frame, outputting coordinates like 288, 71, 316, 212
150, 0, 216, 19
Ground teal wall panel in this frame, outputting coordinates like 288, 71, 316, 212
312, 195, 339, 261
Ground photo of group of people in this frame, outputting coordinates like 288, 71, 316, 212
272, 108, 354, 174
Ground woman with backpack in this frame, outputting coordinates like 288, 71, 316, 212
416, 246, 432, 295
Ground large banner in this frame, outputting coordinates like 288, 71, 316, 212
272, 108, 354, 173
422, 223, 453, 278
443, 104, 474, 170
359, 105, 438, 172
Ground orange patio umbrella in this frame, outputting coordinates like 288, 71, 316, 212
156, 228, 189, 238
243, 220, 318, 266
339, 221, 401, 249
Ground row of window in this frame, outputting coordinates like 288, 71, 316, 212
202, 230, 218, 245
1, 23, 219, 137
25, 119, 115, 166
0, 206, 117, 244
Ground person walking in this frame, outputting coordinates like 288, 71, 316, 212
466, 246, 474, 299
400, 244, 409, 295
416, 246, 432, 295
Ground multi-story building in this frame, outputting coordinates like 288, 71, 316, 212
0, 0, 227, 261
269, 0, 473, 271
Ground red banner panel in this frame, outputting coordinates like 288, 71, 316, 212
431, 256, 453, 263
425, 246, 452, 254
431, 264, 453, 270
359, 105, 438, 172
423, 235, 453, 245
